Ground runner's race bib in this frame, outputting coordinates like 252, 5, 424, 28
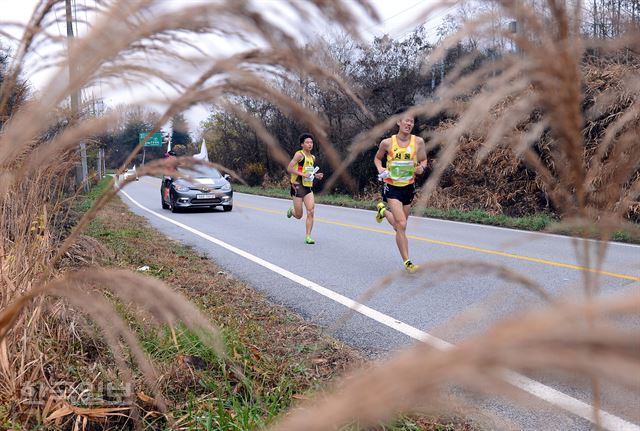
389, 160, 415, 181
302, 166, 315, 186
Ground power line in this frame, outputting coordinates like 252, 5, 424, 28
364, 0, 435, 37
52, 3, 63, 39
380, 0, 434, 25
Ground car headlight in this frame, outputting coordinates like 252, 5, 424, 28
173, 183, 189, 192
220, 182, 231, 192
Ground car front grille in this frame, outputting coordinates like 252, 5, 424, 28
189, 187, 222, 192
193, 198, 221, 204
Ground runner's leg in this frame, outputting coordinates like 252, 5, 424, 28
303, 192, 315, 237
387, 198, 409, 261
292, 195, 304, 219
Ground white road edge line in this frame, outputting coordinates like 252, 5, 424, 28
120, 189, 639, 431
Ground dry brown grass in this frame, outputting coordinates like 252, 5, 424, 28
419, 6, 639, 227
0, 0, 639, 430
416, 121, 547, 216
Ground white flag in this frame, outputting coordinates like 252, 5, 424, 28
193, 139, 209, 162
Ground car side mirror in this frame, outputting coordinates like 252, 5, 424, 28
223, 174, 231, 181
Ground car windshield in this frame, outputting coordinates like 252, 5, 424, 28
177, 166, 222, 179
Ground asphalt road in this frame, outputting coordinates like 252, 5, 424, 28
119, 176, 640, 431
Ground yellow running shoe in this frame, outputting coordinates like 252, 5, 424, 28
404, 259, 418, 273
305, 236, 315, 244
287, 206, 293, 218
375, 202, 386, 223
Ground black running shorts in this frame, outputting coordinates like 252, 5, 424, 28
290, 183, 312, 198
382, 183, 415, 206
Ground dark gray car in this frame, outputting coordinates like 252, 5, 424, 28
161, 166, 233, 212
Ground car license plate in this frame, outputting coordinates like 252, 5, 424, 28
197, 194, 215, 199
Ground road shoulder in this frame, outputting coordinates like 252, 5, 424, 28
87, 193, 469, 429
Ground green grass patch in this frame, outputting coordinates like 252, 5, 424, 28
86, 218, 160, 266
137, 324, 299, 429
318, 193, 377, 209
234, 185, 290, 199
78, 177, 113, 212
545, 222, 638, 244
416, 207, 557, 231
235, 185, 557, 230
612, 230, 632, 242
141, 325, 220, 364
234, 184, 377, 209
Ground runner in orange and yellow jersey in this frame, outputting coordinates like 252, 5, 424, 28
374, 107, 428, 273
286, 133, 323, 244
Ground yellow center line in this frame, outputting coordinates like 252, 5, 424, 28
237, 203, 640, 282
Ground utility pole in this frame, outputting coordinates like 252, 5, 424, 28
431, 65, 435, 92
66, 0, 89, 191
97, 147, 102, 179
509, 20, 519, 54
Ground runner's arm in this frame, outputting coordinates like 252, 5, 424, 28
415, 136, 428, 175
374, 139, 390, 174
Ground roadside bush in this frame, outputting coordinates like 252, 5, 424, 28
243, 162, 267, 187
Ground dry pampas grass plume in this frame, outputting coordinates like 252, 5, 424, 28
270, 291, 640, 431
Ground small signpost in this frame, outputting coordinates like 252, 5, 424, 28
139, 132, 163, 164
140, 132, 163, 147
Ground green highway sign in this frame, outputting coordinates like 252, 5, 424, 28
139, 132, 163, 147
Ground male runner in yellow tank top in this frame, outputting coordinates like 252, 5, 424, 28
374, 107, 427, 273
286, 133, 324, 244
